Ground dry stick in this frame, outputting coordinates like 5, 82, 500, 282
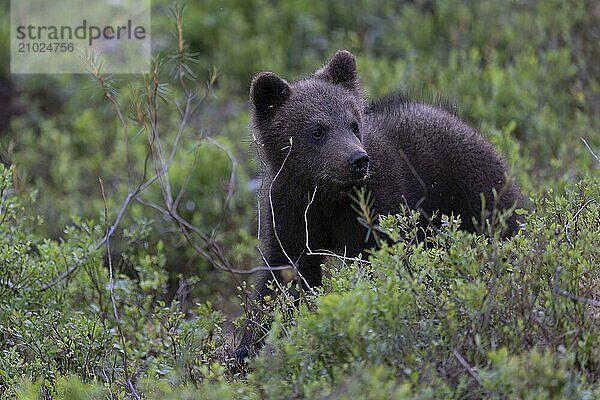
137, 72, 245, 283
301, 177, 370, 265
149, 110, 173, 208
144, 105, 266, 306
144, 80, 196, 228
553, 266, 600, 308
304, 186, 318, 254
99, 179, 141, 400
167, 84, 212, 199
167, 92, 195, 171
135, 93, 273, 316
167, 206, 275, 319
268, 139, 317, 296
134, 197, 292, 274
301, 186, 371, 264
42, 55, 163, 291
170, 99, 212, 214
142, 85, 215, 250
172, 142, 202, 214
141, 197, 292, 275
581, 137, 600, 164
564, 199, 595, 249
40, 172, 161, 291
256, 197, 289, 297
305, 250, 371, 264
206, 136, 237, 239
143, 62, 175, 210
43, 89, 196, 292
253, 135, 290, 298
172, 213, 275, 322
452, 349, 484, 388
396, 147, 428, 211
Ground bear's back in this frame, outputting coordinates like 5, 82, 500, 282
363, 96, 522, 234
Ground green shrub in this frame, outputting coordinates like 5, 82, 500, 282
247, 177, 599, 398
0, 0, 598, 398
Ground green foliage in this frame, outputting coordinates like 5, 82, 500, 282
258, 176, 599, 398
0, 164, 234, 398
0, 0, 598, 398
5, 170, 596, 398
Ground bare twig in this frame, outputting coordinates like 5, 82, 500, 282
256, 208, 287, 292
305, 250, 371, 265
254, 139, 288, 298
99, 178, 141, 400
41, 175, 159, 291
553, 266, 600, 308
304, 186, 318, 253
138, 196, 294, 272
132, 85, 271, 312
172, 139, 202, 213
268, 140, 297, 269
166, 91, 195, 171
564, 199, 595, 249
268, 138, 316, 296
581, 137, 600, 164
206, 136, 237, 239
42, 55, 164, 291
452, 349, 484, 387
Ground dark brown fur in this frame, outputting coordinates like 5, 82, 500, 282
234, 50, 524, 362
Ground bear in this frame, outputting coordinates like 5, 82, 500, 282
234, 50, 525, 363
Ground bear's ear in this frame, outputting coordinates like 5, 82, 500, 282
315, 50, 359, 92
250, 72, 291, 123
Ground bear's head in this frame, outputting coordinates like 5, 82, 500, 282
250, 50, 369, 192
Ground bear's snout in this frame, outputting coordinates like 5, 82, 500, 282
348, 151, 369, 175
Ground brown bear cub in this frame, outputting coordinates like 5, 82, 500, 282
234, 50, 524, 362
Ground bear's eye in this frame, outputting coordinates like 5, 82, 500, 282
351, 122, 360, 136
311, 126, 325, 140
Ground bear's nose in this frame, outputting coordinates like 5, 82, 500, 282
349, 151, 369, 172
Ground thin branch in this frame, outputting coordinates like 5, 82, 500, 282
452, 349, 484, 387
581, 137, 600, 163
99, 179, 140, 400
166, 91, 195, 171
172, 144, 201, 213
305, 250, 371, 265
396, 146, 427, 210
206, 136, 237, 239
268, 139, 316, 296
253, 138, 288, 298
137, 193, 293, 273
41, 174, 158, 291
564, 199, 595, 249
553, 266, 600, 308
268, 141, 296, 269
42, 63, 211, 291
41, 191, 134, 291
255, 197, 288, 298
304, 186, 318, 254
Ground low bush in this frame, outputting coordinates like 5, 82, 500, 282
0, 0, 598, 398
